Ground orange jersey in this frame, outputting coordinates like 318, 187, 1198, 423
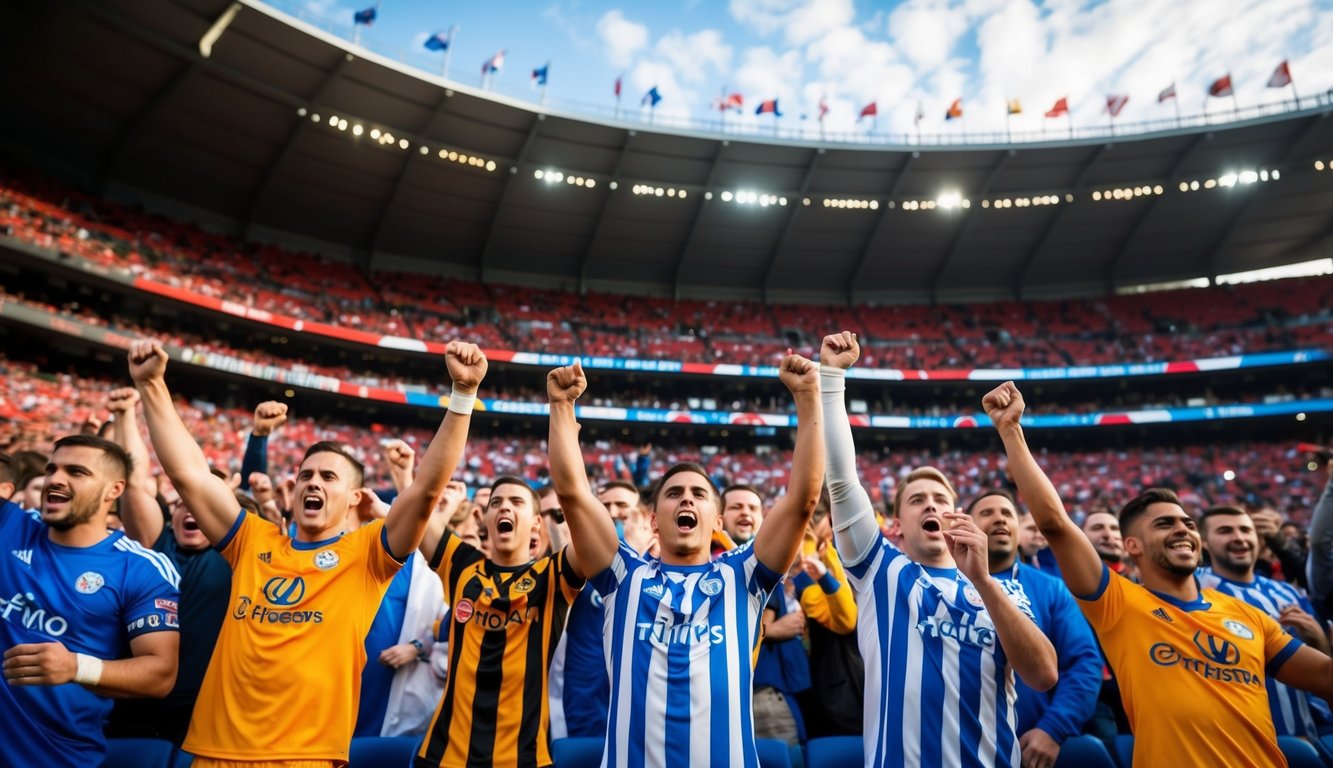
416, 533, 582, 768
184, 514, 403, 763
1078, 566, 1300, 768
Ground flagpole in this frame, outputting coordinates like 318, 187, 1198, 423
442, 25, 456, 79
541, 61, 550, 106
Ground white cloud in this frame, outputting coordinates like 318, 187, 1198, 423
655, 29, 733, 83
596, 9, 650, 68
886, 0, 971, 71
730, 0, 855, 46
629, 61, 696, 123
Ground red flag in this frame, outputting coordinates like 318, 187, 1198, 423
858, 101, 878, 121
1106, 94, 1129, 117
1157, 83, 1176, 102
1208, 74, 1233, 97
818, 95, 829, 122
1267, 60, 1292, 88
714, 92, 743, 112
614, 76, 622, 98
1044, 97, 1068, 118
945, 98, 962, 120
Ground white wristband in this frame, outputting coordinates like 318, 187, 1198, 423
447, 389, 476, 416
74, 653, 104, 686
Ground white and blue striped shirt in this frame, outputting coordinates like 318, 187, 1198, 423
1198, 567, 1331, 738
589, 541, 782, 768
847, 538, 1029, 768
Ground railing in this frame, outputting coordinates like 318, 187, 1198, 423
255, 0, 1333, 148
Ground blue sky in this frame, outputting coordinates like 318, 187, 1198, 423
281, 0, 1333, 138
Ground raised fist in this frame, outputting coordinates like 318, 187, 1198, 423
982, 381, 1025, 430
445, 341, 488, 393
106, 388, 140, 415
127, 339, 169, 385
252, 401, 288, 437
382, 439, 416, 473
820, 331, 860, 370
778, 353, 819, 395
547, 360, 587, 404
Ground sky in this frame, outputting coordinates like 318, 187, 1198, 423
280, 0, 1333, 140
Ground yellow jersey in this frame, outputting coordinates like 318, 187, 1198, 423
183, 514, 403, 763
1078, 566, 1300, 768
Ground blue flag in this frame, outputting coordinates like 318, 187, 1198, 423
641, 86, 662, 108
424, 31, 450, 51
532, 64, 549, 86
353, 6, 376, 25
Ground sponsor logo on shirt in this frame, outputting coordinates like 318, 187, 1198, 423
155, 599, 178, 612
453, 599, 475, 622
0, 591, 69, 637
454, 598, 543, 631
1223, 619, 1255, 640
636, 618, 725, 648
74, 572, 105, 595
11, 549, 32, 566
916, 615, 997, 648
230, 593, 323, 625
314, 550, 339, 570
1148, 633, 1258, 686
263, 577, 307, 606
165, 613, 179, 628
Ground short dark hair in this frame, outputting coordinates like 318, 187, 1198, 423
651, 463, 719, 510
489, 476, 541, 510
1198, 504, 1249, 533
1118, 487, 1183, 534
722, 483, 764, 507
300, 442, 364, 487
0, 452, 16, 488
966, 488, 1021, 516
52, 434, 132, 482
598, 480, 641, 501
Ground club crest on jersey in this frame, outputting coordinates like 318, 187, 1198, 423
75, 572, 105, 595
512, 575, 536, 594
1223, 619, 1255, 640
314, 550, 339, 570
962, 585, 984, 608
699, 577, 723, 596
454, 599, 475, 622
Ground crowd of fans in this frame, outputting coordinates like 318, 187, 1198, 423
2, 172, 1329, 372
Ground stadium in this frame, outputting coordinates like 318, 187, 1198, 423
1, 0, 1332, 767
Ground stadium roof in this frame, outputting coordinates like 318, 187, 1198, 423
4, 0, 1333, 304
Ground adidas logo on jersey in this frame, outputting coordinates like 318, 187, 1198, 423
1152, 608, 1173, 623
258, 552, 272, 564
643, 583, 666, 599
11, 550, 32, 566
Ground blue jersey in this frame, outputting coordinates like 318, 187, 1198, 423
847, 539, 1032, 768
0, 501, 180, 768
548, 584, 610, 739
590, 541, 782, 768
1198, 567, 1333, 738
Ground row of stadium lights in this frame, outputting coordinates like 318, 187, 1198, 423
1311, 160, 1332, 171
299, 108, 498, 173
1176, 169, 1278, 192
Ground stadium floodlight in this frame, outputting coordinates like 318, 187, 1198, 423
609, 181, 618, 190
937, 191, 962, 209
1298, 412, 1308, 422
1222, 470, 1236, 481
486, 161, 497, 172
721, 191, 733, 202
352, 124, 363, 136
1271, 170, 1280, 180
1317, 161, 1326, 171
534, 170, 544, 179
1218, 173, 1237, 187
1190, 181, 1200, 191
1238, 170, 1258, 184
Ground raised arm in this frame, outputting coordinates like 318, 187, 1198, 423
984, 381, 1104, 598
238, 401, 285, 492
384, 342, 486, 560
107, 387, 163, 548
753, 353, 824, 573
130, 340, 241, 544
945, 510, 1059, 691
383, 439, 416, 494
819, 332, 881, 567
548, 361, 618, 579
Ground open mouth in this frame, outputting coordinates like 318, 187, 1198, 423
677, 511, 698, 532
496, 518, 515, 534
922, 518, 942, 533
1168, 540, 1195, 553
303, 495, 324, 514
44, 490, 71, 511
182, 518, 200, 532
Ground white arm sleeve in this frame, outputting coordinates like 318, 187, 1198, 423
820, 367, 881, 567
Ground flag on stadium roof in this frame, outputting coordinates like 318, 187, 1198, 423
1106, 94, 1129, 117
914, 101, 924, 126
482, 50, 504, 74
353, 6, 376, 25
858, 101, 878, 121
532, 64, 549, 87
818, 95, 829, 122
423, 30, 451, 51
614, 76, 622, 98
1007, 99, 1022, 115
1158, 83, 1177, 102
756, 99, 782, 116
945, 98, 963, 120
1208, 74, 1233, 97
715, 92, 744, 112
641, 86, 662, 108
1267, 60, 1293, 89
1044, 97, 1068, 118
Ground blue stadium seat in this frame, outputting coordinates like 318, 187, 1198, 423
804, 736, 863, 768
103, 738, 175, 768
756, 738, 793, 768
1112, 734, 1134, 768
348, 736, 419, 767
1053, 735, 1117, 768
1277, 735, 1325, 768
551, 737, 604, 768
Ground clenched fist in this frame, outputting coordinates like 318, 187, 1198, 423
820, 331, 860, 370
982, 381, 1025, 431
446, 341, 488, 393
127, 339, 169, 385
106, 388, 140, 415
778, 353, 819, 395
547, 360, 587, 404
252, 401, 288, 437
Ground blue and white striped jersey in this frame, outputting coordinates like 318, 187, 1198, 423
847, 538, 1030, 768
1197, 567, 1332, 738
588, 541, 782, 768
